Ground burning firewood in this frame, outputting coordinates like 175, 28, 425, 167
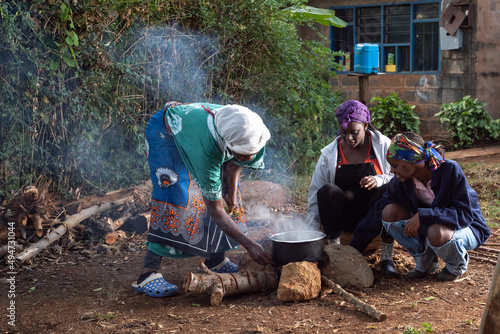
183, 261, 278, 306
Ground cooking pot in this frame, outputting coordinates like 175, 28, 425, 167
269, 230, 326, 266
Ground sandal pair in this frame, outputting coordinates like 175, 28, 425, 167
132, 272, 178, 297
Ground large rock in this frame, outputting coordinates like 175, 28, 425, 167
320, 244, 374, 289
240, 181, 286, 216
277, 261, 321, 302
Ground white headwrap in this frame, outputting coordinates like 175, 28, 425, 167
214, 105, 271, 155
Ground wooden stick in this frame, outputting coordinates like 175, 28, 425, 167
470, 255, 498, 265
15, 195, 134, 262
321, 275, 387, 322
477, 246, 500, 254
471, 250, 499, 260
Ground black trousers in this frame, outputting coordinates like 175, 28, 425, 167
317, 183, 388, 240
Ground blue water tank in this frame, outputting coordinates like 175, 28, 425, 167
354, 44, 379, 74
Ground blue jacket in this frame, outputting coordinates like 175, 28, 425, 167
349, 160, 490, 253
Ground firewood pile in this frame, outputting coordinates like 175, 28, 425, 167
0, 181, 153, 261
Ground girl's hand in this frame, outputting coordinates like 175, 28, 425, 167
404, 214, 420, 238
360, 176, 377, 190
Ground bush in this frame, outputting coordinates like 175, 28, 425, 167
435, 95, 500, 149
369, 93, 420, 139
0, 0, 343, 199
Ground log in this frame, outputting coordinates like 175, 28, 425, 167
31, 213, 44, 237
0, 244, 23, 258
183, 261, 278, 306
321, 275, 387, 322
63, 181, 152, 214
104, 213, 132, 245
15, 195, 134, 262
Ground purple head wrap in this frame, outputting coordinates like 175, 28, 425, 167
336, 100, 371, 129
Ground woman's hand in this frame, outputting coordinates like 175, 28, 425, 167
360, 176, 377, 190
204, 197, 271, 266
404, 213, 421, 238
224, 193, 239, 215
244, 241, 272, 265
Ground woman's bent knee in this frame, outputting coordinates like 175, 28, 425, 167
382, 203, 411, 222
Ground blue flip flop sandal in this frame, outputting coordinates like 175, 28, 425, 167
209, 257, 239, 274
132, 273, 178, 297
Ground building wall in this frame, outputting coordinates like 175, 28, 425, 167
476, 0, 500, 119
301, 0, 499, 139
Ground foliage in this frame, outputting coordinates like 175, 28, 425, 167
459, 160, 500, 228
435, 95, 500, 149
282, 6, 347, 27
402, 322, 433, 334
369, 93, 420, 139
0, 0, 344, 199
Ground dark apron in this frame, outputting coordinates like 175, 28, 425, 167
335, 160, 378, 231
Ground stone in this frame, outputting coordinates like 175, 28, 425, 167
320, 244, 374, 289
277, 261, 321, 302
240, 181, 286, 215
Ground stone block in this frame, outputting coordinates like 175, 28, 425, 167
416, 88, 442, 104
442, 89, 465, 103
277, 261, 322, 301
372, 74, 404, 88
442, 59, 465, 74
405, 75, 440, 88
341, 75, 361, 86
397, 90, 417, 102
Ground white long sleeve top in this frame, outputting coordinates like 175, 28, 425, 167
306, 129, 394, 230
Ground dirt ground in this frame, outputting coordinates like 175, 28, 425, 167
2, 152, 500, 334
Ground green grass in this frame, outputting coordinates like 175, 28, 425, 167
459, 160, 500, 229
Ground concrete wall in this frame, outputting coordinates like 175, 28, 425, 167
300, 0, 500, 139
476, 0, 500, 119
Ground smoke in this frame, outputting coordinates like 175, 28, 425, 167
116, 25, 220, 103
244, 202, 318, 235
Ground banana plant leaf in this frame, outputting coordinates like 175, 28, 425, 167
283, 5, 347, 28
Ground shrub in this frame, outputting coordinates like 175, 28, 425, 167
0, 0, 344, 199
435, 95, 500, 149
369, 93, 420, 139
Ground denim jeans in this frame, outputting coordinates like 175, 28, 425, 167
382, 220, 479, 276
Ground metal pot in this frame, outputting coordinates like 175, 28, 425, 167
269, 230, 326, 266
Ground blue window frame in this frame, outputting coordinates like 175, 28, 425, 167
330, 1, 441, 74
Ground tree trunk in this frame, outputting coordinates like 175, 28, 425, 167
183, 261, 278, 306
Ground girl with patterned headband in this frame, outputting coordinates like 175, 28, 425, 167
306, 100, 398, 278
378, 132, 490, 281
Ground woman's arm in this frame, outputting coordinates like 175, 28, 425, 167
223, 160, 242, 214
204, 197, 272, 265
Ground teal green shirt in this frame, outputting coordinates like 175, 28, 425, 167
165, 103, 265, 201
